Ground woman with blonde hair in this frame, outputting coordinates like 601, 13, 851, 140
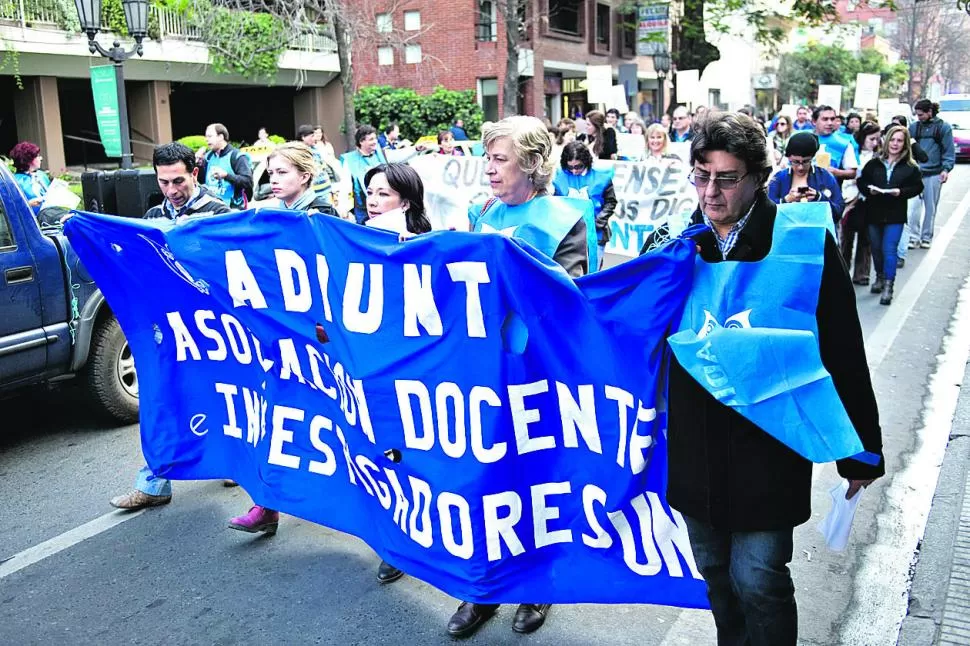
644, 123, 680, 162
577, 109, 618, 160
858, 125, 923, 305
450, 117, 598, 638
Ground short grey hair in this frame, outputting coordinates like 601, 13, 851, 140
482, 116, 555, 192
690, 112, 772, 184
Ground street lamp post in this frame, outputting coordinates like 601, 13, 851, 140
653, 52, 672, 121
73, 0, 148, 169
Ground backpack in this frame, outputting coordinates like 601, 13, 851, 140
913, 121, 944, 149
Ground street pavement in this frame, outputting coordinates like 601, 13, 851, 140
2, 165, 970, 645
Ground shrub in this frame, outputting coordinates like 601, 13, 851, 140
177, 135, 207, 151
354, 85, 484, 142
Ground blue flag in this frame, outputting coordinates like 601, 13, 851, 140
65, 209, 708, 608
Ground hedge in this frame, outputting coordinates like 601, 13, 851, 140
354, 85, 484, 142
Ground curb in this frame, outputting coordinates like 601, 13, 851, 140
897, 357, 970, 645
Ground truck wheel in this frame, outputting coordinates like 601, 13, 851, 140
86, 316, 139, 424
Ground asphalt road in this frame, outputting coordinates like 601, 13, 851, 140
2, 165, 970, 645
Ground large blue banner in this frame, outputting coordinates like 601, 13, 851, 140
65, 209, 707, 608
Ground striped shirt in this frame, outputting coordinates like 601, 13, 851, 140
703, 202, 756, 259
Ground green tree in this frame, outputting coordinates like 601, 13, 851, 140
778, 43, 908, 107
354, 86, 483, 142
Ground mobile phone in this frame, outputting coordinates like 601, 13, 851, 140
797, 186, 810, 194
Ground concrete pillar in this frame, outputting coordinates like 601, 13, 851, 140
128, 80, 173, 163
13, 77, 66, 174
293, 77, 347, 155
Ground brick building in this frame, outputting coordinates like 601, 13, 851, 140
352, 0, 666, 123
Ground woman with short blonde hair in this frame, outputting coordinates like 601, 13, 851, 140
481, 115, 557, 193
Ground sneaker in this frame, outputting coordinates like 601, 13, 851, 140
228, 505, 279, 534
920, 240, 932, 249
908, 239, 919, 249
109, 489, 171, 510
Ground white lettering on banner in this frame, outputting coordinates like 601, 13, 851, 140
510, 380, 556, 455
195, 310, 227, 361
222, 251, 492, 338
214, 382, 243, 438
209, 394, 699, 578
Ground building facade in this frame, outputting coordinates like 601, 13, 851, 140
0, 3, 344, 173
352, 0, 667, 123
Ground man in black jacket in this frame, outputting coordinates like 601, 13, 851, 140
146, 142, 232, 221
646, 113, 884, 645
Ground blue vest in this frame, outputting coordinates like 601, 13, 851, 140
204, 149, 246, 207
667, 202, 876, 465
468, 195, 597, 274
552, 167, 614, 247
341, 148, 388, 224
818, 132, 852, 169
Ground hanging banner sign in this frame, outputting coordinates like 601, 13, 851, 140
90, 64, 122, 159
637, 3, 670, 56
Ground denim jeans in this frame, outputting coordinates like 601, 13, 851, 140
684, 516, 797, 646
868, 223, 904, 281
908, 173, 942, 243
135, 465, 172, 496
597, 242, 606, 270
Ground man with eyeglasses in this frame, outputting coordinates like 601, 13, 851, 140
670, 105, 693, 142
643, 112, 883, 645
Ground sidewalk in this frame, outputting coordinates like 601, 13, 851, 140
898, 357, 970, 645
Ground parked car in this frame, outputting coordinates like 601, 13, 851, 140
952, 129, 970, 164
0, 164, 137, 423
939, 94, 970, 132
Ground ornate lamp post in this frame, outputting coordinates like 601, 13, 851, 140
653, 51, 672, 120
73, 0, 148, 169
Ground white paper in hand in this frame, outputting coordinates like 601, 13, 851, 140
818, 480, 864, 552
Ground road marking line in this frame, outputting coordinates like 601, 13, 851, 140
841, 272, 970, 644
0, 510, 145, 580
866, 186, 970, 370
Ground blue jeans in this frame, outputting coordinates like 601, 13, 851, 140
135, 465, 172, 496
868, 223, 904, 281
685, 516, 797, 646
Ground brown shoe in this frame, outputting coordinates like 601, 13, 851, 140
109, 490, 172, 510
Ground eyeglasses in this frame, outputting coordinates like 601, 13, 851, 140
688, 170, 749, 190
566, 162, 587, 173
788, 158, 813, 167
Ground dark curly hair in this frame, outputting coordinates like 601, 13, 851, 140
9, 141, 41, 173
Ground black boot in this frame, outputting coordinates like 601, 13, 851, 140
870, 275, 885, 294
880, 280, 894, 305
512, 603, 552, 633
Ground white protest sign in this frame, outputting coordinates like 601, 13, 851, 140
817, 85, 843, 111
675, 70, 701, 109
609, 84, 630, 113
854, 73, 881, 110
586, 65, 614, 104
603, 142, 696, 257
409, 155, 490, 231
616, 132, 646, 161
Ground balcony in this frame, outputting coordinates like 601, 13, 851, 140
0, 1, 339, 82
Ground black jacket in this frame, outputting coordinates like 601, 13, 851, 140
644, 193, 884, 531
857, 159, 923, 226
304, 194, 340, 218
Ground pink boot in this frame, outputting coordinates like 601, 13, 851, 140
228, 505, 279, 534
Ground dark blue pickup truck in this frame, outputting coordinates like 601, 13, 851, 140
0, 165, 137, 423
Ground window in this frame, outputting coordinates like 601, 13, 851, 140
0, 201, 13, 249
477, 0, 498, 42
378, 46, 394, 66
404, 10, 421, 31
595, 3, 611, 49
376, 13, 392, 33
405, 44, 422, 64
549, 0, 582, 36
478, 78, 499, 122
618, 11, 636, 57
